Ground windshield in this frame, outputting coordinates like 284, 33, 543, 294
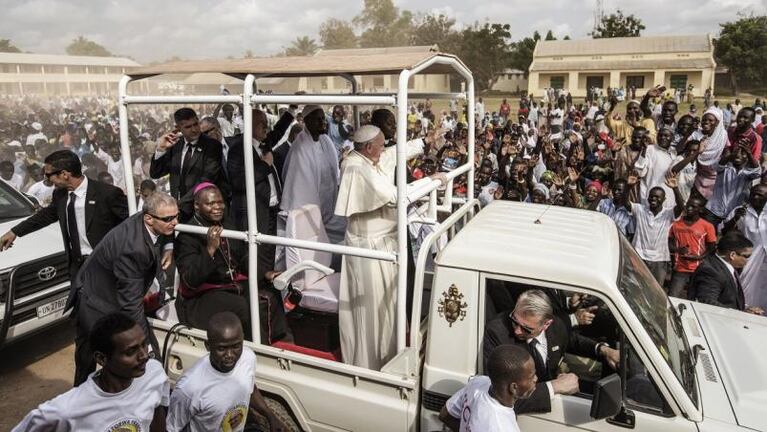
0, 180, 35, 222
618, 237, 698, 408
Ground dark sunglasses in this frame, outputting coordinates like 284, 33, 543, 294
509, 313, 536, 335
147, 212, 179, 223
44, 169, 64, 179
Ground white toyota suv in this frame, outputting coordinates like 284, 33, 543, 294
0, 178, 70, 347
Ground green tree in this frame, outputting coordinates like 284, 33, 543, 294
65, 36, 112, 57
319, 18, 358, 49
509, 33, 539, 78
457, 22, 513, 91
545, 30, 556, 40
411, 13, 460, 53
354, 0, 414, 48
284, 36, 319, 56
590, 9, 645, 38
715, 14, 767, 93
243, 49, 255, 58
0, 39, 21, 53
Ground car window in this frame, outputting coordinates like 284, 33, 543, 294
0, 181, 34, 222
483, 277, 670, 414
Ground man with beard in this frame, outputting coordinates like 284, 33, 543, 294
482, 290, 619, 414
167, 312, 288, 432
0, 150, 128, 287
281, 105, 346, 243
440, 345, 537, 432
174, 183, 289, 344
13, 313, 170, 431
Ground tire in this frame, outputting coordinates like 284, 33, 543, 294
245, 396, 302, 432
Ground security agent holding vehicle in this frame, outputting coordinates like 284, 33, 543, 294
0, 150, 128, 289
72, 191, 178, 386
482, 289, 620, 414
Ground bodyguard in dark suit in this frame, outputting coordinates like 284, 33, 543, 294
150, 108, 230, 219
0, 150, 128, 292
482, 290, 620, 414
689, 232, 761, 313
72, 192, 178, 385
227, 108, 293, 283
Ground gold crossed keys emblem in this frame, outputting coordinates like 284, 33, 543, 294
437, 284, 467, 327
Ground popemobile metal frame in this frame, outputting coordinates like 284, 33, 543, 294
116, 52, 475, 355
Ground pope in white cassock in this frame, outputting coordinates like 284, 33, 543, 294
281, 105, 347, 243
335, 124, 444, 369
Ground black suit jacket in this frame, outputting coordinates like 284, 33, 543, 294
688, 255, 745, 310
12, 178, 128, 264
483, 312, 599, 414
74, 213, 161, 334
226, 111, 294, 232
149, 133, 230, 202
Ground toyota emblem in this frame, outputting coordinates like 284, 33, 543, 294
37, 266, 57, 281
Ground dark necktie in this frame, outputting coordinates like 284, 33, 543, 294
734, 271, 746, 311
527, 338, 548, 380
182, 142, 194, 173
67, 192, 82, 261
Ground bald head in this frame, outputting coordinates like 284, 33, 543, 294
207, 311, 243, 343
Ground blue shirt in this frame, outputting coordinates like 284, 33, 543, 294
598, 198, 635, 236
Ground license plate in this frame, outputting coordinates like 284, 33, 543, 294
36, 297, 67, 318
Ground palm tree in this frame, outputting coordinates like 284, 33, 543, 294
284, 36, 319, 56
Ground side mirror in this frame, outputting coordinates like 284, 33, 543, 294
590, 373, 622, 420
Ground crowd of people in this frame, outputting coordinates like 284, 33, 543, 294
2, 81, 767, 430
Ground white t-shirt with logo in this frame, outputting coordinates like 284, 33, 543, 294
13, 359, 170, 432
446, 376, 521, 432
166, 349, 257, 432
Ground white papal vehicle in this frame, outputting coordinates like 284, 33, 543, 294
0, 178, 71, 348
114, 52, 767, 431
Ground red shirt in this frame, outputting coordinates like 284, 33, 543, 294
500, 103, 511, 117
669, 218, 717, 273
727, 126, 762, 160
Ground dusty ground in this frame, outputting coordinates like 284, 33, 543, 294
0, 321, 76, 430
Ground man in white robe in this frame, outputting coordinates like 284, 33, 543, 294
335, 125, 444, 369
281, 105, 346, 243
725, 184, 767, 311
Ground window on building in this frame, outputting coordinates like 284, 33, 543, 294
19, 64, 42, 73
67, 65, 87, 74
626, 75, 645, 89
586, 76, 605, 90
550, 76, 565, 89
0, 64, 14, 73
320, 77, 328, 90
670, 75, 688, 90
373, 76, 385, 88
408, 76, 415, 90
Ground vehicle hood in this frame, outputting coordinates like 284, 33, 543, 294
692, 301, 767, 431
0, 219, 65, 270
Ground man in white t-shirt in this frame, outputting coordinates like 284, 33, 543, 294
167, 311, 287, 432
630, 178, 684, 286
13, 313, 170, 431
439, 345, 537, 432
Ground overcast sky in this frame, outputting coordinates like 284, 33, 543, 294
1, 0, 764, 63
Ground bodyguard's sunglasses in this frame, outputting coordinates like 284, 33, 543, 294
509, 313, 536, 335
147, 212, 179, 223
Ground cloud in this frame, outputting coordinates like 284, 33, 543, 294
0, 0, 761, 63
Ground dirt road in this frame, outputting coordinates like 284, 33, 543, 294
0, 322, 76, 430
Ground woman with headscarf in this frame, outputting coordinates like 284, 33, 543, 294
691, 107, 728, 199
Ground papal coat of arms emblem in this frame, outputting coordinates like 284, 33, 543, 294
437, 284, 467, 327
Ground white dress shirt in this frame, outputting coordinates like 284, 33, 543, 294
67, 177, 93, 255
